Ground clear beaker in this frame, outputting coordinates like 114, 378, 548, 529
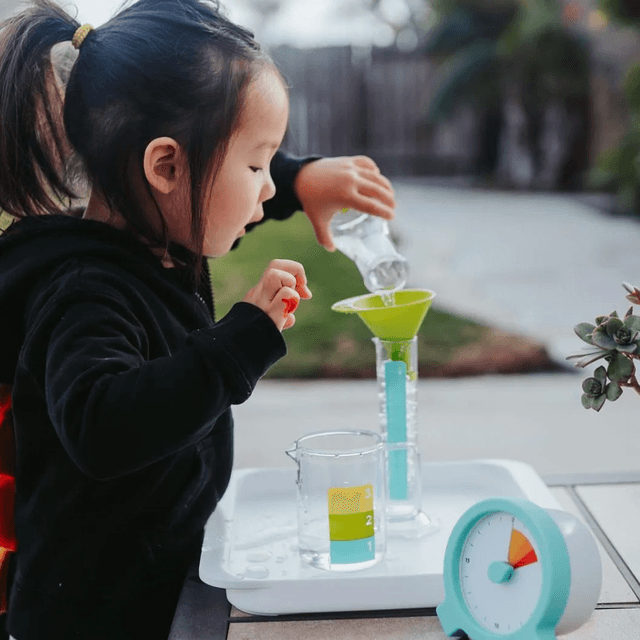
330, 209, 408, 293
286, 430, 386, 571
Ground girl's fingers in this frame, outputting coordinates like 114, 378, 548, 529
351, 194, 395, 220
314, 222, 336, 252
268, 259, 312, 298
353, 157, 396, 191
274, 287, 300, 330
354, 171, 396, 209
353, 155, 381, 173
372, 171, 395, 195
296, 274, 313, 298
243, 261, 310, 330
265, 268, 297, 299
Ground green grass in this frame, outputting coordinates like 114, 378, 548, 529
208, 212, 490, 378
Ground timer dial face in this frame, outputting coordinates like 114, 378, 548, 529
459, 511, 542, 635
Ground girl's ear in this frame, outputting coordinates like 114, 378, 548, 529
143, 137, 186, 194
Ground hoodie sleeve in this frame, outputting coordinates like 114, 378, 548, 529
28, 282, 286, 481
262, 149, 323, 222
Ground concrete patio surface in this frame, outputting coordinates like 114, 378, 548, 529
392, 178, 640, 364
232, 374, 640, 478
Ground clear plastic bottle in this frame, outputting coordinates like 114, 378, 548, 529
330, 210, 408, 293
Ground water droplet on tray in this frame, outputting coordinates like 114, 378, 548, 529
247, 550, 272, 563
244, 565, 269, 579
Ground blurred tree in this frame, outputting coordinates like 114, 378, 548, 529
421, 0, 592, 190
589, 0, 640, 214
600, 0, 640, 25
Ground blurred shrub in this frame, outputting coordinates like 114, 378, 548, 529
589, 1, 640, 214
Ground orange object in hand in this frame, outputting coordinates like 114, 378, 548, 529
282, 297, 299, 317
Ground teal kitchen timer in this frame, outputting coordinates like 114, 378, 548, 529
436, 498, 601, 639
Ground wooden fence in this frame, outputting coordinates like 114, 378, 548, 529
271, 43, 632, 186
271, 45, 480, 177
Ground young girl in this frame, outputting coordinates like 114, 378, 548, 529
0, 0, 396, 638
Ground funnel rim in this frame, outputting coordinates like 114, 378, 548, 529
353, 288, 436, 311
331, 288, 436, 313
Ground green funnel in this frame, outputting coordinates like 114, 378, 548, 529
331, 288, 435, 340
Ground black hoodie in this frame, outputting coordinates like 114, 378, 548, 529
1, 151, 317, 638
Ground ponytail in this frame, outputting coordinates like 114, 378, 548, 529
0, 0, 276, 286
0, 0, 79, 217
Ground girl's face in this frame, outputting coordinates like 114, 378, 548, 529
201, 68, 290, 257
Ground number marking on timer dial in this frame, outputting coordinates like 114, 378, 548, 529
459, 512, 542, 634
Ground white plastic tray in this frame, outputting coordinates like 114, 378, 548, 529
199, 459, 561, 615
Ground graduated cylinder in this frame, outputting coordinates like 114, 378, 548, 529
373, 336, 423, 522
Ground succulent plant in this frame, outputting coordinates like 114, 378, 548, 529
592, 309, 640, 352
581, 366, 622, 411
567, 283, 640, 410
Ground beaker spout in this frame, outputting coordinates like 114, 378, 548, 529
285, 447, 297, 463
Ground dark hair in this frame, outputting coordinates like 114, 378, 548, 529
0, 0, 280, 280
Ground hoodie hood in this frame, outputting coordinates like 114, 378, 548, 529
0, 214, 197, 384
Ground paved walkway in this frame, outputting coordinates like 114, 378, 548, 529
233, 181, 640, 477
233, 374, 640, 478
391, 178, 640, 364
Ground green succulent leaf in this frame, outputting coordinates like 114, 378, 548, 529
616, 343, 638, 354
581, 393, 595, 410
582, 377, 601, 396
594, 366, 607, 385
608, 352, 634, 381
592, 394, 607, 412
605, 317, 624, 336
595, 315, 607, 326
574, 323, 595, 345
606, 381, 623, 402
624, 314, 640, 331
592, 329, 617, 350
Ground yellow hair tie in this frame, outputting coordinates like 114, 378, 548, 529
72, 24, 94, 50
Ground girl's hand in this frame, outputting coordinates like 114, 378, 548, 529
243, 259, 312, 331
293, 155, 396, 251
